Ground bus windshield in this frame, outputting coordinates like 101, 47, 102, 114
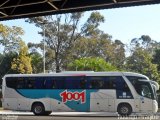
126, 76, 156, 100
135, 81, 155, 100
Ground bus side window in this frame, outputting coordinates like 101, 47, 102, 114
80, 79, 87, 89
44, 77, 56, 89
107, 76, 117, 89
73, 77, 82, 89
26, 77, 35, 89
98, 80, 105, 88
28, 81, 33, 88
6, 77, 17, 89
123, 83, 130, 92
17, 78, 25, 89
89, 80, 97, 89
52, 80, 56, 88
88, 77, 105, 89
65, 77, 82, 89
54, 77, 65, 89
36, 77, 45, 89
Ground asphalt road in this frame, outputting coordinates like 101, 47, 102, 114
1, 115, 160, 120
1, 115, 115, 120
1, 114, 160, 120
0, 112, 160, 120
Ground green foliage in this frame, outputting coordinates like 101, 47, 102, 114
0, 52, 17, 78
72, 36, 125, 69
30, 52, 43, 73
11, 40, 32, 74
0, 24, 24, 53
83, 12, 105, 37
153, 49, 160, 71
127, 35, 160, 83
126, 47, 160, 82
0, 24, 29, 79
0, 24, 8, 37
26, 12, 105, 72
67, 57, 117, 71
130, 35, 159, 54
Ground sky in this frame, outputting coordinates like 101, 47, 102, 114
1, 4, 160, 46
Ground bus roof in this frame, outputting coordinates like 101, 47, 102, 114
3, 71, 149, 79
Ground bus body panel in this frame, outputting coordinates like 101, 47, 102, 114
2, 72, 159, 115
90, 90, 116, 112
3, 89, 157, 113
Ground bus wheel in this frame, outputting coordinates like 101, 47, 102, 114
32, 103, 45, 115
117, 103, 132, 116
44, 111, 52, 116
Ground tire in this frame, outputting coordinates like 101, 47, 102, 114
117, 103, 132, 116
44, 111, 52, 116
32, 103, 45, 116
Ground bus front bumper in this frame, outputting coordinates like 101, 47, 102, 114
153, 100, 158, 113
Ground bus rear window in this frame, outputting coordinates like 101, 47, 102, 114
6, 77, 17, 89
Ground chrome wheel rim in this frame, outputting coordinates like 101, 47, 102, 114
121, 106, 129, 114
35, 106, 42, 114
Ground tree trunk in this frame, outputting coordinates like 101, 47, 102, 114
55, 52, 61, 73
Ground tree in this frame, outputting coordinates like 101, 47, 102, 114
0, 25, 24, 53
152, 49, 160, 72
130, 35, 159, 54
30, 52, 43, 73
126, 47, 160, 82
0, 24, 27, 80
11, 40, 32, 74
71, 35, 125, 70
0, 52, 17, 82
67, 57, 117, 71
111, 40, 125, 69
26, 12, 105, 72
83, 12, 105, 37
0, 24, 8, 38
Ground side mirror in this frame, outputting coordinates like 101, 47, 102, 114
151, 81, 159, 91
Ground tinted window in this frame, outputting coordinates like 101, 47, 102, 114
86, 76, 128, 90
126, 76, 147, 86
113, 76, 133, 99
88, 76, 106, 89
54, 77, 65, 89
44, 77, 55, 89
134, 81, 155, 99
106, 76, 126, 89
6, 76, 131, 91
44, 76, 85, 89
6, 77, 17, 89
107, 76, 117, 89
26, 77, 35, 89
65, 77, 84, 89
79, 78, 88, 89
17, 77, 25, 89
20, 77, 44, 89
34, 77, 44, 89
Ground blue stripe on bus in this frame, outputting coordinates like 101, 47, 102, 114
17, 89, 97, 111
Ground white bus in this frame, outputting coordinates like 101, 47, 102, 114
1, 72, 159, 116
